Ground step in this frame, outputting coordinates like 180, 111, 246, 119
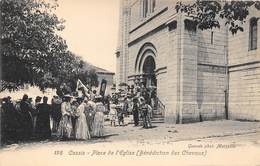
128, 118, 165, 124
128, 120, 164, 124
128, 121, 164, 124
151, 118, 164, 121
152, 115, 164, 118
152, 111, 163, 115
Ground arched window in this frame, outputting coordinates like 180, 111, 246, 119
249, 17, 258, 50
151, 0, 156, 13
142, 0, 156, 18
143, 0, 148, 18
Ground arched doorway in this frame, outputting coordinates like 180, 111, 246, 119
142, 56, 158, 113
142, 56, 157, 88
134, 43, 164, 118
134, 42, 157, 92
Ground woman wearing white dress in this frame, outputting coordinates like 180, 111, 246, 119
92, 95, 105, 137
75, 98, 91, 140
58, 95, 73, 139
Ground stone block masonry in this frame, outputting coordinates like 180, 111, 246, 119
116, 0, 260, 123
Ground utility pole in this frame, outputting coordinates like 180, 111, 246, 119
224, 46, 229, 120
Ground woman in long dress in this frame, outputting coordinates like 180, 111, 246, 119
58, 95, 73, 139
75, 98, 91, 140
92, 95, 105, 137
84, 98, 96, 133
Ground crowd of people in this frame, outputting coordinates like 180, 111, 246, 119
0, 83, 157, 145
1, 93, 108, 144
110, 84, 156, 129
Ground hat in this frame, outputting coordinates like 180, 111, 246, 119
85, 93, 90, 99
2, 97, 8, 102
115, 104, 121, 108
63, 94, 73, 98
94, 95, 102, 99
110, 104, 116, 108
133, 97, 139, 102
76, 96, 84, 100
139, 97, 145, 101
36, 96, 42, 100
43, 96, 48, 101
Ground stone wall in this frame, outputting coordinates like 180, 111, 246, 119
178, 16, 227, 123
228, 8, 260, 121
195, 21, 227, 122
179, 16, 199, 123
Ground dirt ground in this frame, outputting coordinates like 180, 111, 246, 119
1, 120, 260, 166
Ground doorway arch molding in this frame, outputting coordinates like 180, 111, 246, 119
135, 42, 157, 74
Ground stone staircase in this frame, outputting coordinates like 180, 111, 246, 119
128, 109, 165, 124
128, 95, 166, 124
151, 111, 165, 123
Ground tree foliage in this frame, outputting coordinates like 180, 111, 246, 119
175, 1, 260, 34
1, 0, 98, 93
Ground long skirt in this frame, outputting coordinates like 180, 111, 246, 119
58, 115, 72, 139
92, 112, 104, 137
20, 112, 33, 140
75, 114, 91, 140
35, 118, 51, 139
86, 112, 94, 132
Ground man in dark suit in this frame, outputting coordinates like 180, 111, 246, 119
36, 96, 51, 140
20, 94, 33, 141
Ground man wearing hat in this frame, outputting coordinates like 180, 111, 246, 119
51, 95, 62, 133
139, 97, 152, 129
31, 96, 42, 134
1, 96, 18, 143
20, 94, 33, 140
132, 97, 139, 126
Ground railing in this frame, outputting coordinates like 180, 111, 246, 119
154, 96, 166, 117
138, 86, 166, 117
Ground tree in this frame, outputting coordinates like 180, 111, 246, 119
175, 1, 260, 34
1, 0, 99, 93
54, 53, 99, 94
35, 51, 99, 94
1, 0, 67, 91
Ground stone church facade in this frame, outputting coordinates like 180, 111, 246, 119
116, 0, 260, 123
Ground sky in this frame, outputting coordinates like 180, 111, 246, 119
55, 0, 120, 72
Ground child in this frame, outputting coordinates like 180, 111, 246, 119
109, 104, 117, 127
116, 105, 124, 126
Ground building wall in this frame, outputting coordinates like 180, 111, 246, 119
121, 0, 229, 123
193, 20, 228, 122
228, 8, 260, 121
116, 0, 131, 86
126, 0, 179, 123
117, 0, 260, 123
159, 14, 227, 123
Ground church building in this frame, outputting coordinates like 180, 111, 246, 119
116, 0, 260, 123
